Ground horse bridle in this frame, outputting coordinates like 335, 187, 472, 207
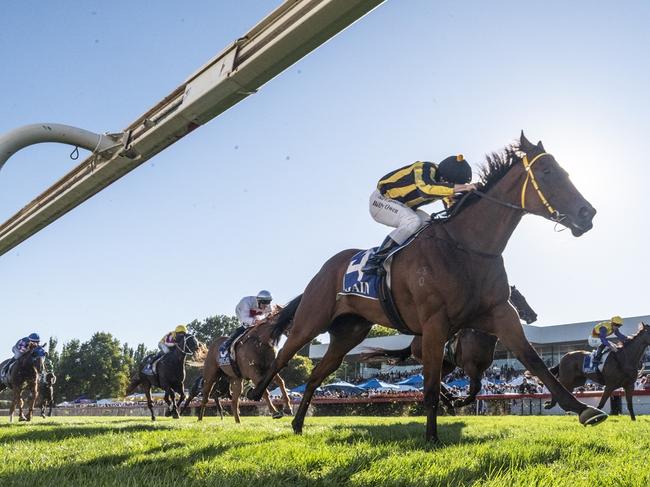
175, 335, 195, 355
451, 152, 567, 226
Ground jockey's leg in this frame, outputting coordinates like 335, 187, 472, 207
223, 326, 246, 351
592, 344, 606, 365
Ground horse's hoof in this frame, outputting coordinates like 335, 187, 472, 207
291, 419, 303, 434
543, 401, 553, 410
272, 411, 283, 419
579, 406, 608, 426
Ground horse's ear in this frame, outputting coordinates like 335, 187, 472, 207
537, 140, 545, 151
519, 131, 535, 152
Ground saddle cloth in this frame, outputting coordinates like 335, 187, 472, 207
0, 359, 14, 386
583, 350, 610, 374
142, 354, 162, 376
339, 224, 429, 300
218, 328, 252, 367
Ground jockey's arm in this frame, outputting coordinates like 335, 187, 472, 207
614, 328, 630, 343
413, 167, 456, 198
599, 327, 612, 347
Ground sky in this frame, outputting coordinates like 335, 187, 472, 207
1, 0, 649, 352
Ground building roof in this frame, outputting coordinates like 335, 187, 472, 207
308, 315, 650, 359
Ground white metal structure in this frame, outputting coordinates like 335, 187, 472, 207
0, 0, 384, 257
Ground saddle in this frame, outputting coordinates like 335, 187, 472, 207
583, 349, 611, 375
218, 328, 254, 374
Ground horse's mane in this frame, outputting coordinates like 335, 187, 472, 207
441, 142, 523, 218
252, 306, 285, 346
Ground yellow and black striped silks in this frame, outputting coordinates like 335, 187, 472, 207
377, 161, 455, 208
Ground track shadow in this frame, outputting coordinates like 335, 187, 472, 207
0, 422, 175, 444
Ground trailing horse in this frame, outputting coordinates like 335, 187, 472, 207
249, 133, 605, 442
544, 322, 650, 420
39, 372, 57, 418
126, 333, 200, 420
0, 344, 46, 422
361, 285, 538, 410
197, 306, 294, 423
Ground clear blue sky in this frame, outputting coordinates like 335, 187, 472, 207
1, 1, 648, 352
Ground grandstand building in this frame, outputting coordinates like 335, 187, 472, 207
308, 315, 650, 380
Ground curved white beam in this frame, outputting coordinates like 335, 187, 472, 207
0, 123, 121, 172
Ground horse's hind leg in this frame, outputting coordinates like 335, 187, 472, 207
145, 385, 156, 421
292, 316, 372, 434
26, 381, 37, 421
275, 374, 293, 416
454, 366, 482, 408
248, 299, 334, 402
623, 382, 636, 421
198, 375, 217, 421
231, 379, 243, 424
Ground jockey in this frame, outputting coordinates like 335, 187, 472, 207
589, 316, 629, 366
222, 290, 273, 351
12, 333, 40, 359
363, 155, 477, 273
150, 325, 188, 363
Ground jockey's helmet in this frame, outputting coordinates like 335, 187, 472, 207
256, 290, 273, 305
28, 333, 40, 342
437, 154, 472, 184
611, 316, 623, 326
175, 325, 188, 334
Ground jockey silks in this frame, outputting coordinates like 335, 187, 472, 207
377, 161, 455, 209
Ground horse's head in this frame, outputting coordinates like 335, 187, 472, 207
509, 285, 538, 324
31, 346, 47, 372
176, 333, 199, 355
636, 322, 650, 344
517, 132, 596, 236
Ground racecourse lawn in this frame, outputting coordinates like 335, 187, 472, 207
0, 415, 649, 487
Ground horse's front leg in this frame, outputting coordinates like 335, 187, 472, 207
486, 303, 607, 426
145, 385, 156, 421
168, 389, 179, 419
623, 382, 636, 421
26, 381, 37, 421
421, 317, 449, 442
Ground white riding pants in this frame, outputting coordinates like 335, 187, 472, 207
369, 189, 429, 245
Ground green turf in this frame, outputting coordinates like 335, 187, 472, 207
0, 415, 648, 486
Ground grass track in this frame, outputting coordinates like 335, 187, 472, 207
1, 415, 649, 486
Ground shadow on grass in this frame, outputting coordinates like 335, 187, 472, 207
0, 422, 176, 444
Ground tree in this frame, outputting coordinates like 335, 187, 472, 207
187, 315, 240, 344
366, 324, 399, 338
280, 355, 314, 388
78, 332, 131, 399
131, 343, 153, 375
58, 339, 84, 401
46, 336, 60, 372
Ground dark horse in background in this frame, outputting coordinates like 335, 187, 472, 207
249, 133, 605, 442
39, 372, 57, 418
362, 285, 538, 410
544, 322, 650, 420
195, 311, 293, 423
126, 333, 200, 420
0, 345, 46, 422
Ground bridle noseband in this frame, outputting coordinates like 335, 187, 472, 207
175, 335, 195, 355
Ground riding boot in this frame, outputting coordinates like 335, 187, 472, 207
224, 326, 246, 351
362, 236, 400, 274
592, 345, 605, 366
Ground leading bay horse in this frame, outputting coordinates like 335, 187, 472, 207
361, 285, 538, 410
196, 311, 293, 423
0, 345, 46, 422
544, 322, 650, 420
249, 133, 605, 441
126, 333, 200, 420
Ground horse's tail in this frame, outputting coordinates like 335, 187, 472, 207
125, 375, 141, 396
270, 294, 303, 344
548, 364, 560, 377
360, 345, 413, 363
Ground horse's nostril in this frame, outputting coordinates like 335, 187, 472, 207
578, 206, 594, 220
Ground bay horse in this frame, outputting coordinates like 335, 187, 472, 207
0, 345, 46, 422
126, 333, 200, 420
197, 311, 293, 423
39, 372, 57, 418
249, 133, 605, 441
361, 285, 538, 410
544, 322, 650, 420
